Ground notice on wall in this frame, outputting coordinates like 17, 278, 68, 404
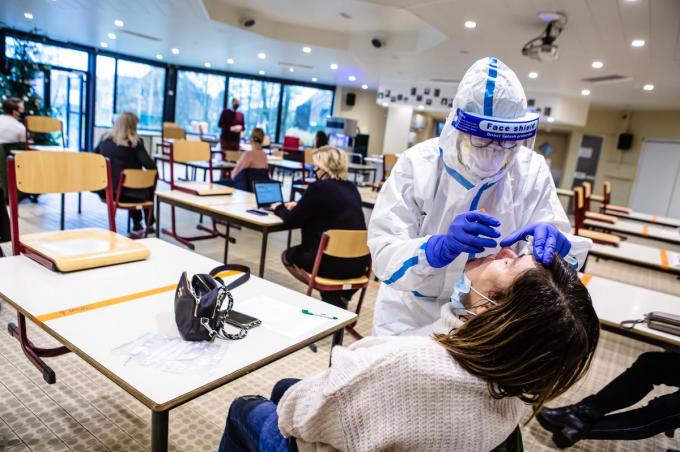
578, 147, 593, 159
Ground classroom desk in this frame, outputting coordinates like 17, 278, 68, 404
292, 184, 379, 209
155, 189, 291, 276
603, 208, 680, 229
347, 163, 378, 184
0, 238, 355, 452
587, 241, 680, 276
267, 157, 307, 179
583, 273, 680, 349
154, 154, 235, 181
585, 218, 680, 246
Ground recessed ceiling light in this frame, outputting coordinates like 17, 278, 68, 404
257, 52, 266, 60
348, 75, 356, 81
643, 84, 654, 91
546, 116, 555, 123
464, 20, 477, 29
108, 32, 116, 40
227, 58, 235, 64
114, 19, 124, 27
528, 72, 538, 79
24, 12, 34, 20
204, 62, 211, 68
591, 61, 603, 69
289, 67, 294, 72
417, 105, 424, 110
581, 89, 591, 96
381, 101, 389, 107
156, 54, 163, 60
330, 63, 339, 70
259, 70, 266, 75
302, 46, 311, 53
100, 42, 108, 48
631, 39, 645, 47
171, 48, 180, 54
361, 84, 368, 90
312, 77, 318, 82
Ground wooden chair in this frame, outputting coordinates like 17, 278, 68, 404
25, 116, 65, 149
601, 181, 632, 214
372, 153, 398, 191
223, 150, 241, 163
582, 181, 617, 224
115, 169, 158, 238
5, 151, 135, 384
163, 140, 233, 249
293, 230, 371, 341
573, 187, 620, 246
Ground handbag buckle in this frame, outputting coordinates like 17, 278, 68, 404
199, 317, 217, 338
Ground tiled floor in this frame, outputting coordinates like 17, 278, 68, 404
0, 185, 678, 451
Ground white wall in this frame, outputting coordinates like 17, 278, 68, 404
333, 87, 387, 155
383, 105, 414, 155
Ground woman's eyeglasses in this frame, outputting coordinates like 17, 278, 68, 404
469, 135, 519, 150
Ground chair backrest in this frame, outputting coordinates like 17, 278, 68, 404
163, 123, 186, 141
383, 154, 398, 180
573, 187, 585, 233
25, 116, 62, 134
122, 169, 158, 189
304, 148, 315, 165
603, 181, 611, 205
223, 150, 241, 162
283, 136, 300, 150
171, 140, 210, 163
7, 152, 115, 254
323, 230, 370, 258
582, 181, 592, 211
245, 168, 271, 192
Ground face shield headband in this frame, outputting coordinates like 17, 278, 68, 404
451, 108, 539, 142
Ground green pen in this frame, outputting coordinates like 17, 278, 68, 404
302, 309, 338, 320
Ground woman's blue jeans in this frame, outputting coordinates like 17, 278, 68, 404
218, 378, 300, 452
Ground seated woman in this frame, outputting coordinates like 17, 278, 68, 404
94, 112, 155, 234
273, 145, 369, 308
228, 127, 269, 191
219, 250, 600, 452
538, 351, 680, 448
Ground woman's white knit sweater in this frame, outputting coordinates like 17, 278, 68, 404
277, 305, 524, 451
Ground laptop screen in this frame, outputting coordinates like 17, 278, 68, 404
254, 181, 283, 207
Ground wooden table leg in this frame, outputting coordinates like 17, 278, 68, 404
60, 193, 65, 230
155, 200, 161, 238
259, 230, 269, 277
151, 410, 168, 452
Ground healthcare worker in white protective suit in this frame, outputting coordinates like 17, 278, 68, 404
368, 57, 593, 336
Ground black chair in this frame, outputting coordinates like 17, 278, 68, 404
492, 427, 523, 452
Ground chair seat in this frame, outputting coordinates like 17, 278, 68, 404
576, 229, 621, 246
585, 211, 618, 223
20, 228, 150, 272
117, 201, 153, 208
605, 204, 632, 214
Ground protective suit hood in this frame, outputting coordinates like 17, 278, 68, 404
438, 57, 539, 184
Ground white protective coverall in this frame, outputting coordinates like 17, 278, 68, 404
368, 57, 592, 336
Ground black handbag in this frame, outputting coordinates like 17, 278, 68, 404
174, 264, 250, 341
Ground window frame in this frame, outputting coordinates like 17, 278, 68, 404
174, 68, 227, 136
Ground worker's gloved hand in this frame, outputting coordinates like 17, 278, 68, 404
500, 222, 571, 266
425, 211, 501, 268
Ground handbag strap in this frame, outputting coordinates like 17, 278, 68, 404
620, 314, 648, 329
210, 264, 250, 291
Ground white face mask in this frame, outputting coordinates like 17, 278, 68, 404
450, 271, 497, 317
458, 139, 512, 180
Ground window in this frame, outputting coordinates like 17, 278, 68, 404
5, 36, 88, 71
95, 56, 115, 127
175, 71, 226, 135
115, 60, 165, 130
227, 77, 280, 139
279, 85, 334, 146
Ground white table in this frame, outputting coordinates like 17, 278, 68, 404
588, 241, 680, 276
585, 218, 680, 245
583, 273, 680, 349
603, 208, 680, 229
0, 239, 355, 451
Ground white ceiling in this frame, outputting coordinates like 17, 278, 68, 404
2, 0, 680, 110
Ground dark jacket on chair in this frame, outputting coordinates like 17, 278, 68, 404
94, 137, 155, 200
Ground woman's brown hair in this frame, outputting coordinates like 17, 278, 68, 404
434, 254, 599, 419
250, 127, 265, 144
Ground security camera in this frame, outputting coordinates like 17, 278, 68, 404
240, 18, 256, 28
371, 38, 384, 49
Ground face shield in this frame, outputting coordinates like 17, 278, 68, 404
439, 57, 539, 182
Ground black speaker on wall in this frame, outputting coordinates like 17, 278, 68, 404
346, 92, 356, 106
617, 133, 633, 151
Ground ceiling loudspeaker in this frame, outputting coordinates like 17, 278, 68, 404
346, 92, 356, 107
617, 133, 633, 151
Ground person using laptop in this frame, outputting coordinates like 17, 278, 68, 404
253, 181, 284, 212
271, 145, 369, 309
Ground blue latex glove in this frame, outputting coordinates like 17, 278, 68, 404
500, 222, 571, 266
425, 211, 501, 268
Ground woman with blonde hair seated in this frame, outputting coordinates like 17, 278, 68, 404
219, 251, 600, 451
272, 145, 369, 308
95, 112, 155, 233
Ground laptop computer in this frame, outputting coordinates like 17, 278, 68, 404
253, 181, 284, 211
